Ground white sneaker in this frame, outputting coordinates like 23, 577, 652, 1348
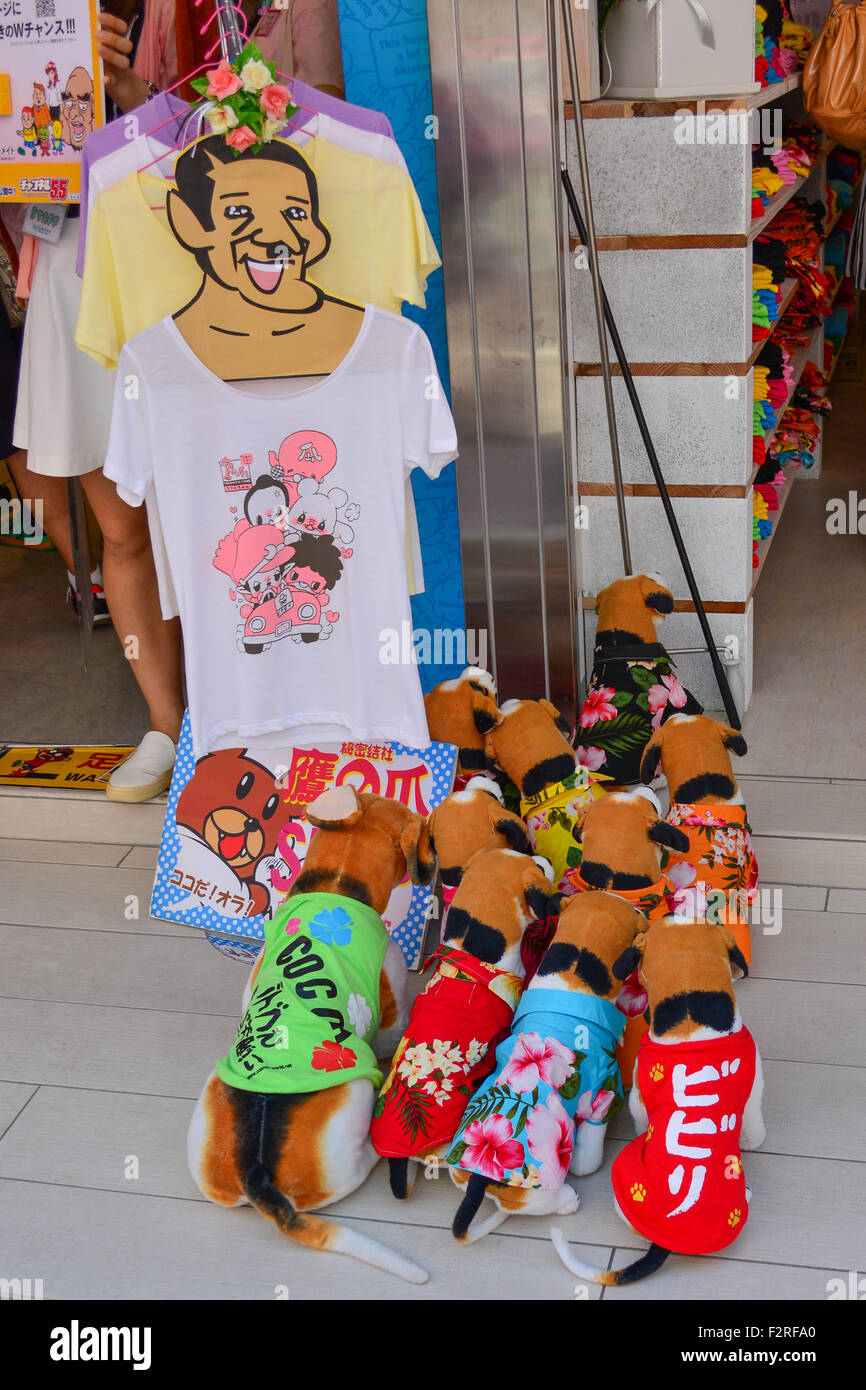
106, 731, 176, 803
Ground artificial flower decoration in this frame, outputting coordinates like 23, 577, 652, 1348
191, 41, 297, 155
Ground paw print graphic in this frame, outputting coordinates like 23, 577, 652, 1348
649, 1062, 664, 1082
727, 1155, 743, 1178
630, 1182, 647, 1203
728, 1208, 742, 1227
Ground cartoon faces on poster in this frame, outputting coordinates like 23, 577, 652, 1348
17, 62, 94, 155
59, 66, 94, 150
213, 431, 356, 655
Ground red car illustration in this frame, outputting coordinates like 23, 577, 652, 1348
241, 584, 331, 653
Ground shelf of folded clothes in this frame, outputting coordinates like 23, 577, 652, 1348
824, 148, 865, 236
755, 1, 806, 89
750, 143, 833, 240
750, 374, 827, 582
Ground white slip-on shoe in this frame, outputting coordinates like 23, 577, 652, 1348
106, 731, 176, 803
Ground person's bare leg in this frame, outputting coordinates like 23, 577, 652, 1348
80, 468, 184, 742
6, 449, 80, 572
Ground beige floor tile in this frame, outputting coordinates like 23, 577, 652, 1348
602, 1253, 848, 1301
0, 1082, 38, 1137
119, 846, 160, 870
0, 862, 188, 937
0, 923, 244, 1016
827, 888, 866, 914
760, 883, 828, 911
0, 792, 166, 847
741, 979, 866, 1067
0, 998, 236, 1096
751, 836, 866, 889
0, 1087, 199, 1199
0, 838, 131, 867
759, 1061, 866, 1161
748, 909, 866, 986
0, 1177, 609, 1300
494, 1140, 865, 1272
741, 779, 866, 841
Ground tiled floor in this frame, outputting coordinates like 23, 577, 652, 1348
1, 369, 864, 1300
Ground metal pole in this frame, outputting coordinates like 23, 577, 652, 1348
560, 165, 742, 730
559, 0, 631, 573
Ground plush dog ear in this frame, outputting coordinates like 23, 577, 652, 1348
470, 685, 501, 735
640, 729, 664, 784
401, 814, 436, 886
538, 698, 572, 740
639, 574, 674, 614
494, 816, 532, 854
719, 927, 749, 980
306, 784, 363, 829
647, 820, 690, 853
522, 861, 561, 921
719, 724, 748, 757
612, 929, 648, 981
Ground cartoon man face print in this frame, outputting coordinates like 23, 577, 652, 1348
60, 67, 94, 149
168, 140, 331, 314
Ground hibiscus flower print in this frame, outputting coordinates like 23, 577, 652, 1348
648, 673, 688, 730
575, 744, 606, 772
397, 1042, 436, 1084
615, 966, 648, 1018
311, 1039, 357, 1072
461, 1114, 524, 1182
428, 1040, 464, 1078
576, 1088, 616, 1124
579, 685, 617, 729
346, 993, 372, 1038
525, 1091, 574, 1188
497, 1032, 575, 1092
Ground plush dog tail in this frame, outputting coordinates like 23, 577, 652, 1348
452, 1172, 490, 1241
242, 1163, 427, 1284
388, 1157, 411, 1200
551, 1227, 670, 1285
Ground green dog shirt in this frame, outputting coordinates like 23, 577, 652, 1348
216, 892, 388, 1094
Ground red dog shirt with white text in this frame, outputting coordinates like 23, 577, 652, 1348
611, 1027, 757, 1254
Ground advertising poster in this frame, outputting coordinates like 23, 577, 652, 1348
151, 711, 458, 969
0, 0, 103, 201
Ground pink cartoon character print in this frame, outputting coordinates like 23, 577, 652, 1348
281, 533, 344, 645
268, 430, 337, 507
284, 477, 360, 550
213, 519, 299, 654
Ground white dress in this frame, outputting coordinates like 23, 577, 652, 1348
13, 214, 114, 477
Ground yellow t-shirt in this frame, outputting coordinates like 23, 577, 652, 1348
75, 136, 441, 370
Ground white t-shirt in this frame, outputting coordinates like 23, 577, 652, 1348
104, 305, 457, 758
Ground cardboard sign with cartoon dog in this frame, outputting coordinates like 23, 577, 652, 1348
150, 711, 457, 968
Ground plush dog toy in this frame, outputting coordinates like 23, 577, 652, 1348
565, 787, 692, 1081
485, 698, 608, 890
566, 787, 689, 917
552, 914, 765, 1284
423, 667, 500, 781
640, 713, 757, 963
576, 573, 703, 787
370, 847, 560, 1198
445, 891, 644, 1241
187, 785, 436, 1283
427, 776, 531, 911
